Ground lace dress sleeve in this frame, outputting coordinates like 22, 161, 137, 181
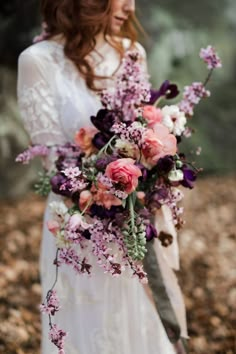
17, 49, 65, 146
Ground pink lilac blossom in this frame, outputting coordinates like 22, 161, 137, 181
166, 188, 184, 228
90, 220, 125, 276
199, 46, 222, 70
15, 145, 49, 164
63, 214, 90, 245
101, 51, 151, 122
179, 82, 210, 117
40, 289, 60, 316
48, 324, 67, 353
97, 174, 128, 200
111, 122, 144, 151
63, 166, 81, 178
60, 167, 88, 193
58, 248, 92, 275
55, 143, 82, 158
89, 221, 147, 282
183, 127, 193, 138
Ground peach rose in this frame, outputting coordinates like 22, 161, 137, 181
47, 220, 60, 235
90, 183, 122, 209
75, 127, 97, 156
137, 191, 146, 204
79, 190, 93, 212
142, 123, 177, 167
93, 189, 122, 209
105, 158, 142, 194
142, 105, 163, 128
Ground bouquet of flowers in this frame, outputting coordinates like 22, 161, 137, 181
16, 45, 221, 353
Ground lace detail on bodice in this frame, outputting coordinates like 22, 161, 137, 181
18, 79, 65, 145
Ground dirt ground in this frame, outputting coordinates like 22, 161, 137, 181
0, 176, 235, 354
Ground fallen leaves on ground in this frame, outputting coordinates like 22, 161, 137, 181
0, 176, 235, 353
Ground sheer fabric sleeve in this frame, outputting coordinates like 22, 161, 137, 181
134, 41, 149, 75
17, 49, 66, 146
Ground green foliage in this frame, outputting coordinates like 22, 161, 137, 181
34, 171, 53, 197
122, 194, 147, 261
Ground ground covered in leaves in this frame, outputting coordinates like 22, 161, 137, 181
0, 176, 235, 354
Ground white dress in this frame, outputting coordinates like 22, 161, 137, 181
17, 38, 187, 354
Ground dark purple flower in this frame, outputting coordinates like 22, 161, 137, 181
136, 163, 148, 182
95, 155, 118, 170
50, 174, 72, 197
92, 132, 110, 149
138, 207, 151, 220
156, 155, 174, 174
147, 186, 169, 209
91, 109, 115, 133
82, 229, 91, 240
90, 204, 124, 219
181, 167, 197, 189
56, 156, 82, 171
147, 81, 179, 105
145, 224, 158, 241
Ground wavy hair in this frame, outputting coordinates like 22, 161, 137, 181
40, 0, 140, 91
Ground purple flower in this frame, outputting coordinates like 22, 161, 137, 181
156, 156, 175, 174
181, 167, 197, 189
147, 186, 170, 209
95, 155, 118, 170
91, 109, 115, 133
92, 132, 111, 149
135, 163, 148, 182
15, 145, 49, 164
90, 204, 124, 219
200, 46, 222, 70
147, 80, 179, 104
50, 173, 72, 197
145, 224, 158, 241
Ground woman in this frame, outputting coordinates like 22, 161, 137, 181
17, 0, 188, 353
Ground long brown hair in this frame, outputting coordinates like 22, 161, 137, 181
40, 0, 140, 91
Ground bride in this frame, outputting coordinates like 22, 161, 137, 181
17, 0, 188, 352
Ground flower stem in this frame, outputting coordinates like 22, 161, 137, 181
203, 68, 214, 87
96, 135, 117, 159
81, 197, 93, 216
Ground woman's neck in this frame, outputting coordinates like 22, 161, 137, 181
95, 33, 108, 50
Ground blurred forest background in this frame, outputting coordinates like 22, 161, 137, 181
0, 0, 236, 198
0, 1, 235, 354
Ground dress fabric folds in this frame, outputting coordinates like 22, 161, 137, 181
17, 39, 187, 354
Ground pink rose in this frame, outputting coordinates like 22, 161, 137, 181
47, 220, 60, 235
75, 127, 97, 156
105, 158, 142, 194
142, 123, 177, 167
142, 105, 163, 128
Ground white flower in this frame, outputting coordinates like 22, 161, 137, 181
68, 213, 90, 230
63, 166, 81, 178
49, 201, 68, 220
115, 139, 138, 158
168, 169, 184, 182
161, 105, 187, 136
55, 231, 70, 248
171, 187, 184, 202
